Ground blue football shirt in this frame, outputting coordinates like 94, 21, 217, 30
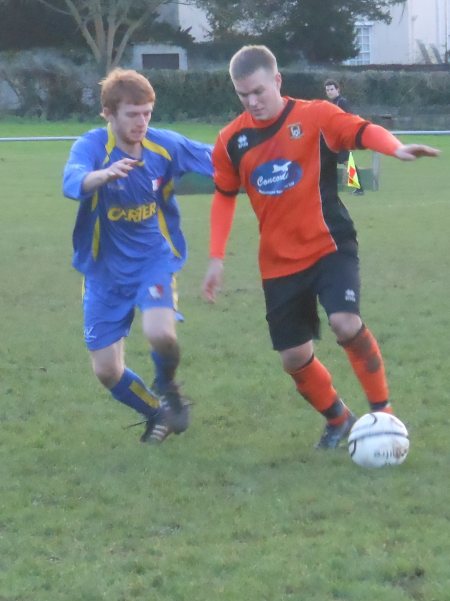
63, 125, 213, 285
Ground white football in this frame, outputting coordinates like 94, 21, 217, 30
348, 412, 409, 468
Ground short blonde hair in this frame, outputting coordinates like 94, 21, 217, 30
229, 45, 278, 81
100, 68, 155, 114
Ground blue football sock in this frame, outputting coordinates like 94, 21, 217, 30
110, 368, 159, 418
151, 350, 179, 392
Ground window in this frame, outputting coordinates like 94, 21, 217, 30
345, 23, 372, 65
142, 53, 180, 69
132, 44, 188, 70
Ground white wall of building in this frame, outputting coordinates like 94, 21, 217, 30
178, 4, 211, 41
351, 0, 450, 65
370, 4, 411, 64
157, 2, 210, 42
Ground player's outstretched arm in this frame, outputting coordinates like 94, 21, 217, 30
82, 158, 139, 194
394, 144, 441, 161
361, 124, 440, 161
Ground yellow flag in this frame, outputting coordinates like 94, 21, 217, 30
347, 152, 361, 189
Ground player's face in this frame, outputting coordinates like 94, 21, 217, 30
325, 85, 339, 100
233, 67, 284, 121
105, 101, 154, 149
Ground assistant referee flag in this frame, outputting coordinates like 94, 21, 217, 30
347, 152, 361, 189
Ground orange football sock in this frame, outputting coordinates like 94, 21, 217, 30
288, 355, 350, 424
340, 324, 393, 413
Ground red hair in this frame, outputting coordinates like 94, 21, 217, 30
100, 68, 155, 114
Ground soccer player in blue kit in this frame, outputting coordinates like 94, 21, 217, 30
63, 68, 213, 443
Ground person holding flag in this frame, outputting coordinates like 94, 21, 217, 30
325, 78, 364, 195
202, 45, 439, 450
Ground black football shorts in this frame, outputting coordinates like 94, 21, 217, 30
263, 245, 360, 351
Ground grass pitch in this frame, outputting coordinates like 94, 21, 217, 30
0, 121, 449, 601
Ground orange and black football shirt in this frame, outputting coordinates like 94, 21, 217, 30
212, 97, 370, 279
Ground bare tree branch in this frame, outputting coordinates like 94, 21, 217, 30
28, 0, 181, 72
34, 0, 71, 16
112, 4, 159, 69
64, 0, 103, 63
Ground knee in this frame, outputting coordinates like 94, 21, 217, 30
280, 345, 313, 373
92, 360, 123, 389
143, 310, 178, 352
150, 331, 178, 355
329, 312, 362, 343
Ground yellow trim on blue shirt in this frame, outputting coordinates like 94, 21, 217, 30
103, 125, 171, 164
92, 216, 100, 259
142, 137, 172, 161
157, 209, 181, 258
91, 190, 98, 212
162, 179, 174, 201
104, 123, 116, 162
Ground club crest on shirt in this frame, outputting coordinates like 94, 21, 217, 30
251, 159, 302, 196
288, 123, 302, 139
149, 284, 164, 299
152, 177, 163, 192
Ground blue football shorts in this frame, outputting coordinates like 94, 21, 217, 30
82, 272, 181, 351
263, 244, 360, 351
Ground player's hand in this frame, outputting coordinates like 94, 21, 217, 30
394, 144, 440, 161
82, 158, 140, 195
104, 158, 139, 181
202, 258, 224, 303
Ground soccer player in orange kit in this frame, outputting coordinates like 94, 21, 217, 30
202, 45, 439, 449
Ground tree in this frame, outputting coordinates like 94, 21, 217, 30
194, 0, 407, 63
0, 0, 187, 73
0, 0, 79, 50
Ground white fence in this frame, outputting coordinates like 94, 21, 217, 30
1, 130, 450, 144
1, 131, 447, 192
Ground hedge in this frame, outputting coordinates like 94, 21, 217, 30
0, 50, 449, 122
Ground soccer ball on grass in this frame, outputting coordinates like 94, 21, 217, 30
347, 412, 409, 468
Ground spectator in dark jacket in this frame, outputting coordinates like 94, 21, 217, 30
325, 79, 364, 195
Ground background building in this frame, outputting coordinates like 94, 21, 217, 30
178, 3, 210, 41
157, 1, 449, 66
158, 2, 210, 42
347, 0, 450, 65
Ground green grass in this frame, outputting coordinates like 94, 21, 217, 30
0, 117, 220, 141
0, 123, 449, 601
